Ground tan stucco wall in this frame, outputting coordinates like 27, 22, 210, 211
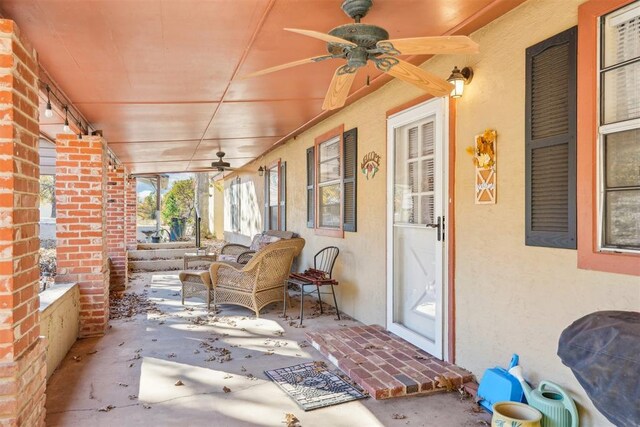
39, 283, 80, 380
224, 0, 640, 424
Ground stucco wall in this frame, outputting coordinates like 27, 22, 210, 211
224, 0, 639, 425
39, 283, 80, 380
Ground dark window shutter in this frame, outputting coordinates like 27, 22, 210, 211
306, 146, 315, 228
280, 161, 286, 231
525, 26, 577, 249
343, 127, 357, 232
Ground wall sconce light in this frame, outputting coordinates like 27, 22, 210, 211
447, 66, 473, 98
258, 166, 264, 177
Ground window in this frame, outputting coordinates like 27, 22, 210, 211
306, 125, 357, 236
318, 136, 341, 228
525, 27, 578, 249
264, 160, 286, 231
576, 0, 640, 276
599, 1, 640, 251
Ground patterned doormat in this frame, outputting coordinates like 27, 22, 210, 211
265, 361, 367, 411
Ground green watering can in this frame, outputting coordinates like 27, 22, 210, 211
509, 366, 579, 427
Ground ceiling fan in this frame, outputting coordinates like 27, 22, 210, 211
241, 0, 479, 111
209, 151, 236, 173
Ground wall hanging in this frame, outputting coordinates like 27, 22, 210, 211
360, 151, 381, 180
467, 129, 497, 204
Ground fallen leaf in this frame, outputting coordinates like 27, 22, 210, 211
392, 413, 407, 419
98, 405, 115, 412
87, 350, 98, 355
241, 366, 247, 372
222, 386, 231, 393
174, 380, 184, 386
283, 412, 300, 427
118, 342, 125, 347
128, 395, 137, 400
435, 376, 455, 392
142, 404, 152, 409
73, 356, 82, 362
167, 353, 177, 358
118, 383, 128, 388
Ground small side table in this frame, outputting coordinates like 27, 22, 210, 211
284, 271, 340, 326
183, 252, 217, 270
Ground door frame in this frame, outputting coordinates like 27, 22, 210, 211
385, 96, 450, 360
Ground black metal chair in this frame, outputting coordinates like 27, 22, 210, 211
284, 246, 340, 326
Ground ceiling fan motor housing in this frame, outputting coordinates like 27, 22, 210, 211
327, 23, 389, 55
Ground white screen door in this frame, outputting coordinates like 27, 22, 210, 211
386, 98, 447, 359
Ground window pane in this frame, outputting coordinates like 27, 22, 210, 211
606, 129, 640, 187
319, 138, 339, 161
319, 184, 341, 228
605, 190, 640, 248
603, 1, 640, 68
602, 61, 640, 124
319, 158, 340, 182
408, 127, 419, 159
269, 168, 278, 206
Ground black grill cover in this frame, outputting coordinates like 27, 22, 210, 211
558, 311, 640, 427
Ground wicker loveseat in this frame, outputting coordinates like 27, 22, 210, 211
209, 239, 305, 316
219, 231, 304, 264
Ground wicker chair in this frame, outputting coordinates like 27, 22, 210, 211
209, 239, 303, 316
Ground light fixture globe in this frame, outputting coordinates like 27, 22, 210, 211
447, 66, 473, 99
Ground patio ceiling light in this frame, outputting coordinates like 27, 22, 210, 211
258, 166, 265, 177
447, 66, 474, 99
44, 85, 54, 118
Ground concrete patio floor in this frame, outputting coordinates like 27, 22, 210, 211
45, 271, 490, 427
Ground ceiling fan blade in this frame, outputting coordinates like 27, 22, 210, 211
240, 55, 333, 79
376, 57, 453, 97
322, 65, 357, 111
284, 28, 357, 47
378, 36, 479, 56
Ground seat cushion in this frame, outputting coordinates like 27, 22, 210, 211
218, 254, 238, 262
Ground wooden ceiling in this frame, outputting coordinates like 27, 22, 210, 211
1, 0, 525, 174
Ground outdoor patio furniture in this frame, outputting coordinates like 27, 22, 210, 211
219, 231, 304, 264
284, 246, 340, 326
179, 270, 213, 309
182, 251, 217, 270
209, 239, 302, 316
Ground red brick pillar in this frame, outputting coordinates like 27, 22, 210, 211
124, 174, 137, 250
106, 164, 126, 291
0, 19, 47, 426
55, 134, 109, 337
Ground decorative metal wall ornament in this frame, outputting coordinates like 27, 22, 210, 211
466, 129, 497, 204
360, 151, 381, 180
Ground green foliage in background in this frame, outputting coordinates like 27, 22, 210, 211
137, 193, 157, 221
161, 178, 195, 224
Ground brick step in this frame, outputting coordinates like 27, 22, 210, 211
307, 325, 474, 400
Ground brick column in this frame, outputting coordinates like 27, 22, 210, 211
106, 164, 126, 291
55, 135, 109, 337
124, 174, 137, 250
0, 19, 47, 426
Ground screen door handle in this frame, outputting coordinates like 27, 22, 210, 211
425, 216, 442, 241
